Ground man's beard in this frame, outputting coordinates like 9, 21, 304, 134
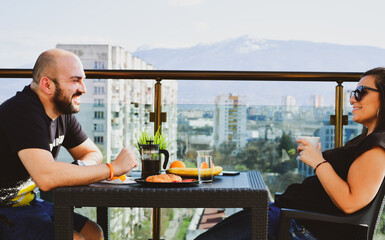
53, 85, 81, 115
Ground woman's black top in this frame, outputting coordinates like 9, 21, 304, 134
275, 130, 385, 239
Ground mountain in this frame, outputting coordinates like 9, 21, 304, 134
133, 35, 385, 105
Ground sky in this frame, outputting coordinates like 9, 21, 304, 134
1, 0, 385, 68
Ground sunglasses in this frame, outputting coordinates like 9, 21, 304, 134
350, 85, 379, 102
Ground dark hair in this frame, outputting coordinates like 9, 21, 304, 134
32, 51, 56, 84
362, 67, 385, 131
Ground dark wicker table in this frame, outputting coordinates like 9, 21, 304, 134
53, 171, 268, 240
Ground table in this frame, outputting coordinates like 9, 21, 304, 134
53, 171, 268, 240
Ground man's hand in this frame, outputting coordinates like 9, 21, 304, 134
111, 148, 138, 176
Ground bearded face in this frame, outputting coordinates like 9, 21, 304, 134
52, 82, 83, 115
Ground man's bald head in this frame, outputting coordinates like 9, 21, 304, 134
32, 49, 79, 84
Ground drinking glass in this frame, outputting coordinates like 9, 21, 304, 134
196, 150, 213, 183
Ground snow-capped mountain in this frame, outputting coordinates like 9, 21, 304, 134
133, 35, 385, 105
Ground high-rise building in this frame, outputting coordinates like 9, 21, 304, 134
213, 94, 247, 154
56, 44, 178, 165
310, 95, 324, 108
282, 95, 298, 113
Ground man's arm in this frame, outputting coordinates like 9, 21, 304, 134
18, 147, 137, 191
68, 138, 103, 165
18, 148, 109, 191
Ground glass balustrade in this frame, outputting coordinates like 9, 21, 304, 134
2, 71, 382, 239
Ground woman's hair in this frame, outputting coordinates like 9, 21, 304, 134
362, 67, 385, 131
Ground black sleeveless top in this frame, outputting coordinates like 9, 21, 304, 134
275, 130, 385, 239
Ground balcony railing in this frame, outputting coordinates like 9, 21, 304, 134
0, 68, 362, 239
0, 68, 362, 148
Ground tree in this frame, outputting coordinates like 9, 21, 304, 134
233, 139, 281, 172
272, 132, 298, 174
265, 171, 304, 194
214, 142, 236, 169
279, 132, 296, 152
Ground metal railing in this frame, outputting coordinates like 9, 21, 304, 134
0, 68, 362, 147
0, 68, 362, 240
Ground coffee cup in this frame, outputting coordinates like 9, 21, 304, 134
298, 136, 320, 147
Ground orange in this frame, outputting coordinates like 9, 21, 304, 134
112, 175, 126, 182
200, 162, 209, 169
170, 160, 186, 168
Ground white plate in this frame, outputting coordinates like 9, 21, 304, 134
100, 177, 137, 184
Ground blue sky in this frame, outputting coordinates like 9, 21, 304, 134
1, 0, 385, 68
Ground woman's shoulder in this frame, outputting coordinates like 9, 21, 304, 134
368, 130, 385, 141
363, 130, 385, 148
348, 130, 385, 158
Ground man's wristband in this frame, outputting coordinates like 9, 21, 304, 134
106, 163, 114, 181
314, 160, 328, 174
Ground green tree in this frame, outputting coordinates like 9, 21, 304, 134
271, 132, 298, 174
265, 171, 304, 194
215, 142, 236, 169
279, 132, 296, 152
235, 143, 260, 170
233, 139, 281, 172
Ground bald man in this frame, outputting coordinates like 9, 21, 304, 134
0, 49, 138, 240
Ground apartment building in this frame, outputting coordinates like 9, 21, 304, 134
213, 94, 247, 154
310, 94, 324, 108
56, 44, 178, 165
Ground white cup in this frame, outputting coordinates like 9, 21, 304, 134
298, 136, 320, 147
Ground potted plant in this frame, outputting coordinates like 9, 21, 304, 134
134, 128, 169, 154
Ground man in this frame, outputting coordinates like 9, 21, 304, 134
0, 49, 138, 240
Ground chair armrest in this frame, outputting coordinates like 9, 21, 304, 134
278, 208, 369, 240
280, 208, 351, 224
274, 192, 282, 200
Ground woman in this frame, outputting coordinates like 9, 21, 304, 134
195, 67, 385, 240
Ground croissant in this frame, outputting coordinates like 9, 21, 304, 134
146, 173, 182, 182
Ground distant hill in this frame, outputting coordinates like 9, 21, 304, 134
2, 36, 385, 106
133, 35, 385, 105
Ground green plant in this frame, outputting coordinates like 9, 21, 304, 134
134, 129, 169, 154
175, 216, 192, 239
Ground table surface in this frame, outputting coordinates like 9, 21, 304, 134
54, 171, 268, 239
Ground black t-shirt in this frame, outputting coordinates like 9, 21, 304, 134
275, 130, 385, 239
0, 85, 87, 207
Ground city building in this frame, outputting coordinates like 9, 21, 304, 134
213, 94, 247, 154
310, 94, 324, 108
56, 44, 178, 165
282, 95, 298, 113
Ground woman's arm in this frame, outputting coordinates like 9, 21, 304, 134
317, 147, 385, 213
297, 139, 385, 214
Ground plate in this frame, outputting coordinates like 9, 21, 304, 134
99, 177, 137, 184
134, 179, 199, 187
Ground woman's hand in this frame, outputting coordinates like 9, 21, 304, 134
296, 139, 324, 169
